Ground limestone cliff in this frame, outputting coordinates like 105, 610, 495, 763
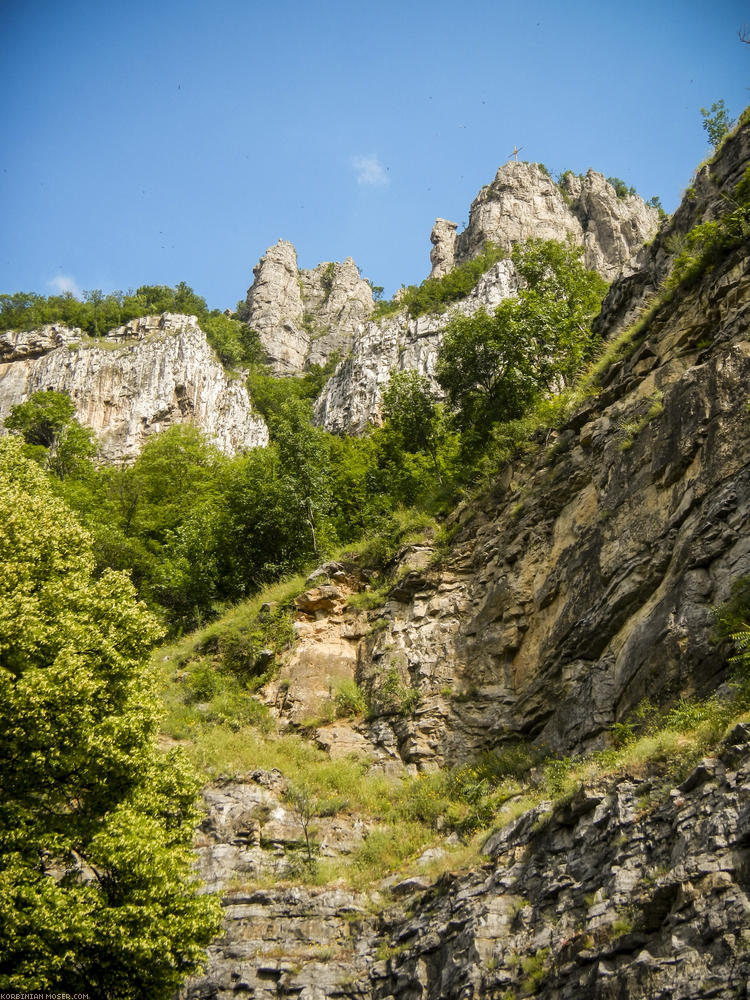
315, 164, 659, 436
438, 162, 659, 282
314, 260, 518, 434
185, 729, 750, 1000
243, 240, 374, 374
0, 313, 269, 461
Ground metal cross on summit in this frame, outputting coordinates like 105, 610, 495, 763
508, 145, 524, 161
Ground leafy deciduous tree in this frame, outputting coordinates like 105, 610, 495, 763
4, 389, 97, 479
701, 99, 735, 150
0, 438, 220, 996
381, 369, 444, 483
436, 238, 607, 447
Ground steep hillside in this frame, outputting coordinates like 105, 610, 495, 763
185, 728, 750, 999
177, 124, 750, 998
349, 244, 750, 764
2, 116, 747, 1000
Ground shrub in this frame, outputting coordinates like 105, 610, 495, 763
520, 948, 550, 992
436, 238, 607, 447
701, 99, 735, 150
373, 242, 506, 321
368, 664, 421, 717
607, 176, 637, 199
667, 166, 750, 291
332, 678, 368, 718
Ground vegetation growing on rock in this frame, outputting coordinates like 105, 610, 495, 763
0, 281, 263, 369
372, 241, 506, 320
2, 110, 750, 998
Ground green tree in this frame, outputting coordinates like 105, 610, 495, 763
436, 238, 607, 446
381, 369, 444, 483
0, 438, 220, 996
4, 389, 97, 478
110, 426, 226, 626
701, 99, 735, 150
217, 445, 311, 593
83, 288, 106, 335
606, 176, 636, 199
395, 241, 506, 319
284, 783, 320, 869
269, 397, 333, 559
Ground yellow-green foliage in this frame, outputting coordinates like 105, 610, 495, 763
158, 574, 306, 739
520, 948, 550, 992
619, 391, 664, 451
0, 438, 221, 994
155, 503, 750, 894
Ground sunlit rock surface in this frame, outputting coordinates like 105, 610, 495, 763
0, 313, 268, 461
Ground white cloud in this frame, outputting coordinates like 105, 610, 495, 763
49, 274, 81, 297
352, 154, 389, 186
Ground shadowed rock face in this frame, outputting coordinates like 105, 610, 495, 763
0, 313, 269, 461
369, 728, 750, 1000
243, 240, 374, 375
351, 247, 750, 767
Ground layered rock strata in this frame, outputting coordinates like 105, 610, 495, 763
184, 728, 750, 999
351, 246, 750, 766
372, 728, 750, 1000
0, 313, 269, 462
243, 240, 374, 374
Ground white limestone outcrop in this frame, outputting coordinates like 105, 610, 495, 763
0, 313, 269, 462
313, 260, 519, 434
243, 240, 374, 375
452, 162, 659, 281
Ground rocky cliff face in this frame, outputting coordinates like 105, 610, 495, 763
185, 728, 750, 1000
0, 313, 269, 461
429, 218, 459, 280
347, 246, 750, 768
243, 240, 374, 375
313, 260, 519, 434
439, 162, 659, 283
315, 164, 659, 436
184, 126, 750, 999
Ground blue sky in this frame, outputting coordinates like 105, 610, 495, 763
2, 0, 748, 309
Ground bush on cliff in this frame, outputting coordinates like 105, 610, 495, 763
372, 241, 506, 320
436, 238, 607, 450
